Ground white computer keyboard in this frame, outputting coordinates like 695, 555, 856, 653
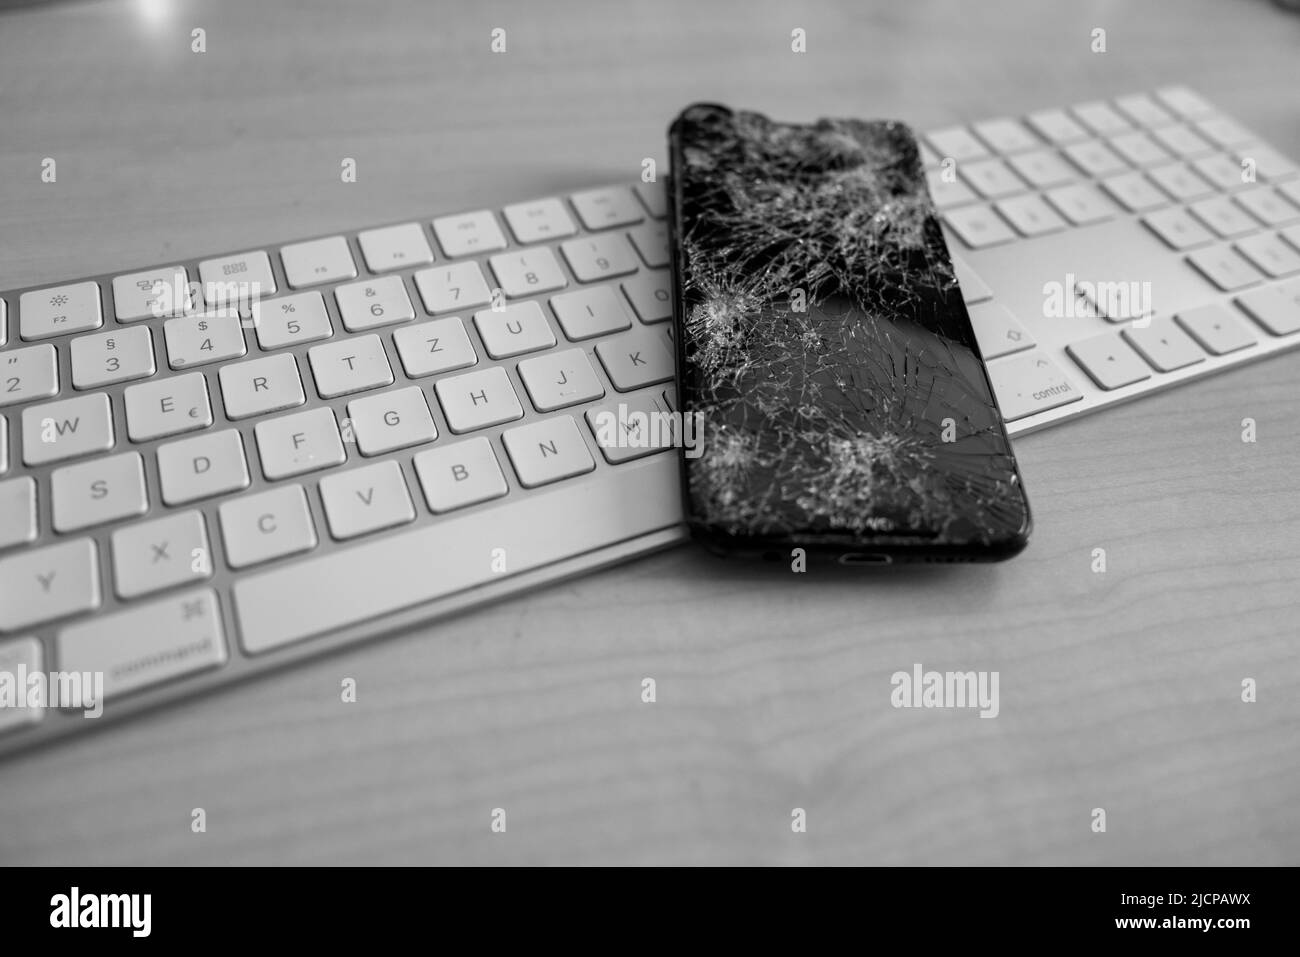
1, 85, 1297, 753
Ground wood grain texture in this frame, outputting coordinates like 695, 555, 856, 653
0, 0, 1298, 865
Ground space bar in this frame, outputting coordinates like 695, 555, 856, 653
233, 455, 683, 654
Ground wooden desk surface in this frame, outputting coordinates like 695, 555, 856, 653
1, 0, 1297, 865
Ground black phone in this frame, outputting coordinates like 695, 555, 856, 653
667, 103, 1032, 564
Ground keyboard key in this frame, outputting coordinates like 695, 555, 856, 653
1143, 207, 1215, 250
585, 389, 679, 464
0, 476, 37, 549
435, 366, 524, 433
58, 588, 226, 699
414, 261, 493, 315
994, 194, 1067, 236
22, 393, 113, 466
254, 407, 346, 480
163, 313, 246, 369
346, 386, 437, 455
413, 437, 508, 514
0, 539, 100, 632
0, 637, 42, 733
570, 186, 644, 230
280, 235, 357, 288
1114, 93, 1175, 128
621, 271, 673, 323
392, 317, 477, 378
123, 372, 212, 442
357, 222, 434, 273
925, 169, 977, 209
307, 334, 393, 398
561, 233, 640, 282
474, 301, 556, 358
1235, 280, 1300, 336
51, 451, 147, 532
1147, 163, 1215, 202
432, 210, 507, 258
112, 266, 192, 321
70, 325, 156, 390
1176, 303, 1257, 355
1235, 233, 1300, 278
943, 204, 1015, 248
1100, 172, 1169, 213
1235, 188, 1300, 227
251, 291, 333, 349
1043, 183, 1119, 225
628, 221, 670, 268
1025, 109, 1089, 145
1071, 102, 1132, 136
550, 284, 634, 340
488, 247, 569, 298
502, 415, 595, 488
1151, 124, 1215, 159
967, 302, 1035, 359
319, 459, 415, 540
635, 181, 668, 219
1122, 316, 1206, 371
156, 429, 249, 505
971, 118, 1040, 154
1066, 334, 1151, 390
960, 159, 1028, 199
925, 126, 988, 162
1185, 246, 1265, 291
1007, 149, 1078, 188
1195, 115, 1255, 148
218, 484, 317, 568
1107, 132, 1171, 168
110, 510, 212, 599
0, 344, 58, 409
502, 198, 577, 244
1155, 86, 1215, 120
19, 282, 102, 340
1189, 196, 1261, 238
950, 256, 991, 304
1192, 153, 1251, 192
517, 348, 605, 411
218, 353, 305, 419
595, 328, 675, 391
1062, 140, 1128, 177
199, 250, 277, 308
986, 352, 1084, 422
335, 274, 415, 331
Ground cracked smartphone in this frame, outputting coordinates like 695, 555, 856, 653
667, 103, 1031, 564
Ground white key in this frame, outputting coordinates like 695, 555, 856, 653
357, 222, 434, 272
635, 181, 667, 218
1188, 196, 1259, 238
550, 285, 633, 340
1108, 132, 1171, 168
281, 236, 357, 289
488, 247, 568, 298
393, 317, 477, 378
1151, 124, 1215, 159
59, 587, 226, 701
986, 352, 1084, 422
1186, 246, 1265, 291
412, 437, 507, 513
502, 415, 595, 488
1044, 183, 1119, 225
628, 221, 670, 268
1176, 304, 1257, 354
0, 344, 58, 408
70, 325, 156, 390
51, 452, 148, 532
1026, 109, 1089, 145
1195, 115, 1255, 148
19, 282, 102, 340
1147, 163, 1215, 202
319, 460, 415, 540
307, 334, 393, 397
1114, 93, 1175, 128
335, 275, 414, 331
254, 407, 346, 480
414, 261, 493, 315
925, 169, 978, 209
1236, 280, 1300, 336
919, 142, 940, 167
960, 159, 1028, 199
0, 637, 42, 732
251, 291, 333, 349
570, 187, 644, 230
219, 484, 317, 569
111, 511, 213, 599
22, 393, 114, 466
1122, 316, 1206, 371
0, 539, 100, 632
971, 118, 1039, 154
1066, 334, 1151, 390
967, 302, 1036, 359
474, 301, 556, 358
432, 210, 507, 258
1100, 172, 1170, 213
944, 204, 1015, 248
1007, 149, 1078, 189
164, 313, 246, 369
1071, 101, 1132, 136
518, 348, 605, 411
1143, 208, 1215, 250
156, 429, 250, 505
595, 328, 674, 391
1235, 233, 1300, 278
435, 366, 523, 433
0, 477, 37, 549
199, 250, 277, 309
994, 194, 1067, 236
124, 373, 212, 441
502, 198, 577, 244
1193, 153, 1251, 192
1062, 140, 1128, 177
622, 271, 673, 323
925, 127, 988, 162
218, 353, 305, 419
584, 389, 678, 464
950, 256, 992, 304
560, 234, 640, 282
346, 386, 437, 455
1235, 188, 1300, 227
112, 266, 192, 321
1155, 86, 1215, 120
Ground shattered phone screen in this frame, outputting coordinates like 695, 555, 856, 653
667, 104, 1031, 560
